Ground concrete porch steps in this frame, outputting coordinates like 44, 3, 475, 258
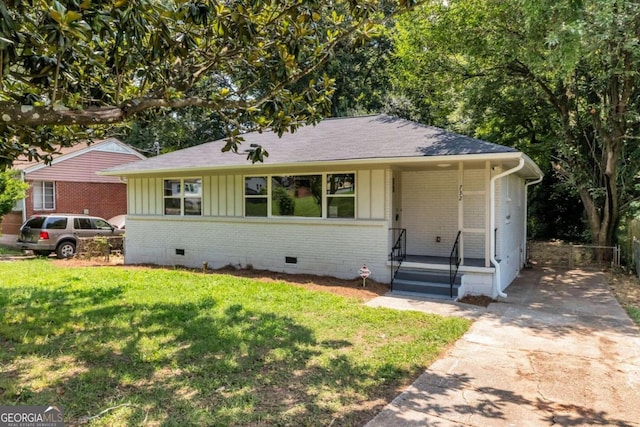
392, 267, 461, 299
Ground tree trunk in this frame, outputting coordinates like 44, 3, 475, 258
577, 140, 620, 262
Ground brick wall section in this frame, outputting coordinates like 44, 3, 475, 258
125, 217, 390, 283
27, 181, 127, 221
402, 170, 458, 256
1, 211, 23, 235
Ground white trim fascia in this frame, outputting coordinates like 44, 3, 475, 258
99, 151, 536, 177
108, 138, 147, 160
23, 138, 145, 175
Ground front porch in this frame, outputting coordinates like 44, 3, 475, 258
388, 251, 496, 300
387, 159, 521, 299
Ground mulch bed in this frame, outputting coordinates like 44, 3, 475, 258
51, 257, 391, 302
457, 294, 496, 307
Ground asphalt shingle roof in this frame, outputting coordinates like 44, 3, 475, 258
103, 115, 518, 174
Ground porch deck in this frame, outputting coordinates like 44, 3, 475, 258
404, 255, 486, 268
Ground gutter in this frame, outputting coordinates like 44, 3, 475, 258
523, 174, 544, 266
20, 170, 27, 225
97, 152, 526, 177
490, 157, 525, 298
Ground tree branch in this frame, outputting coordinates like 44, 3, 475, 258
0, 97, 227, 126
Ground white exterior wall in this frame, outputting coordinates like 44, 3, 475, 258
125, 217, 389, 281
357, 169, 386, 219
124, 168, 391, 281
459, 270, 494, 297
495, 173, 526, 292
401, 170, 458, 256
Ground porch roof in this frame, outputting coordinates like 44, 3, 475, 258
101, 115, 537, 176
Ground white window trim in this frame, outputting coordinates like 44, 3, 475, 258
11, 198, 23, 211
33, 181, 55, 211
325, 173, 356, 219
244, 176, 269, 218
163, 177, 203, 216
244, 172, 356, 219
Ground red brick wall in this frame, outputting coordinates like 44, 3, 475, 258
1, 181, 127, 235
1, 211, 24, 235
32, 181, 127, 219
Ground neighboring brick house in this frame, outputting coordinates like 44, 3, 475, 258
1, 138, 145, 236
101, 115, 544, 300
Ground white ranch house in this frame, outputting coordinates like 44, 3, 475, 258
101, 115, 543, 299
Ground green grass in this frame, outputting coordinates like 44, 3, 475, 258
272, 195, 321, 217
0, 244, 22, 256
626, 306, 640, 325
0, 260, 470, 426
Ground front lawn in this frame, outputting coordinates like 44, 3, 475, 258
0, 260, 469, 426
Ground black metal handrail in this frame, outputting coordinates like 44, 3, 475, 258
449, 230, 462, 298
389, 228, 406, 290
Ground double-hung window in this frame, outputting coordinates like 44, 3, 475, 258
164, 178, 202, 216
33, 181, 55, 210
245, 177, 268, 217
326, 173, 355, 218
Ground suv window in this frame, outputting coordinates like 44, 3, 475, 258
44, 217, 67, 229
74, 218, 93, 230
94, 219, 113, 230
24, 217, 46, 228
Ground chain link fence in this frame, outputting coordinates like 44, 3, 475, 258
528, 241, 620, 270
630, 218, 640, 277
633, 239, 640, 277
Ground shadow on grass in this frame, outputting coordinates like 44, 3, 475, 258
0, 283, 416, 426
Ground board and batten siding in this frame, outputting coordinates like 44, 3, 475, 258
356, 169, 385, 219
127, 169, 387, 219
462, 166, 489, 260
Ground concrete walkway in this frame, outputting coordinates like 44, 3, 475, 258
365, 267, 640, 427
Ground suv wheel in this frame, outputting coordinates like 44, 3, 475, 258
56, 241, 76, 258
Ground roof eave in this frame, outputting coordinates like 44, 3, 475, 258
22, 138, 144, 175
99, 151, 531, 177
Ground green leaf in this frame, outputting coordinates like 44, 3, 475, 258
49, 9, 63, 24
65, 11, 82, 23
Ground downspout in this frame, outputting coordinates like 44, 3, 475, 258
523, 174, 543, 266
20, 170, 27, 225
490, 157, 525, 298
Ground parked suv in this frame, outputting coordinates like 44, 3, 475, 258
18, 214, 124, 258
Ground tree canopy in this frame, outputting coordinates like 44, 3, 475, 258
0, 169, 27, 220
391, 0, 640, 247
0, 0, 420, 167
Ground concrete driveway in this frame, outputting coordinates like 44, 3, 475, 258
365, 267, 640, 426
